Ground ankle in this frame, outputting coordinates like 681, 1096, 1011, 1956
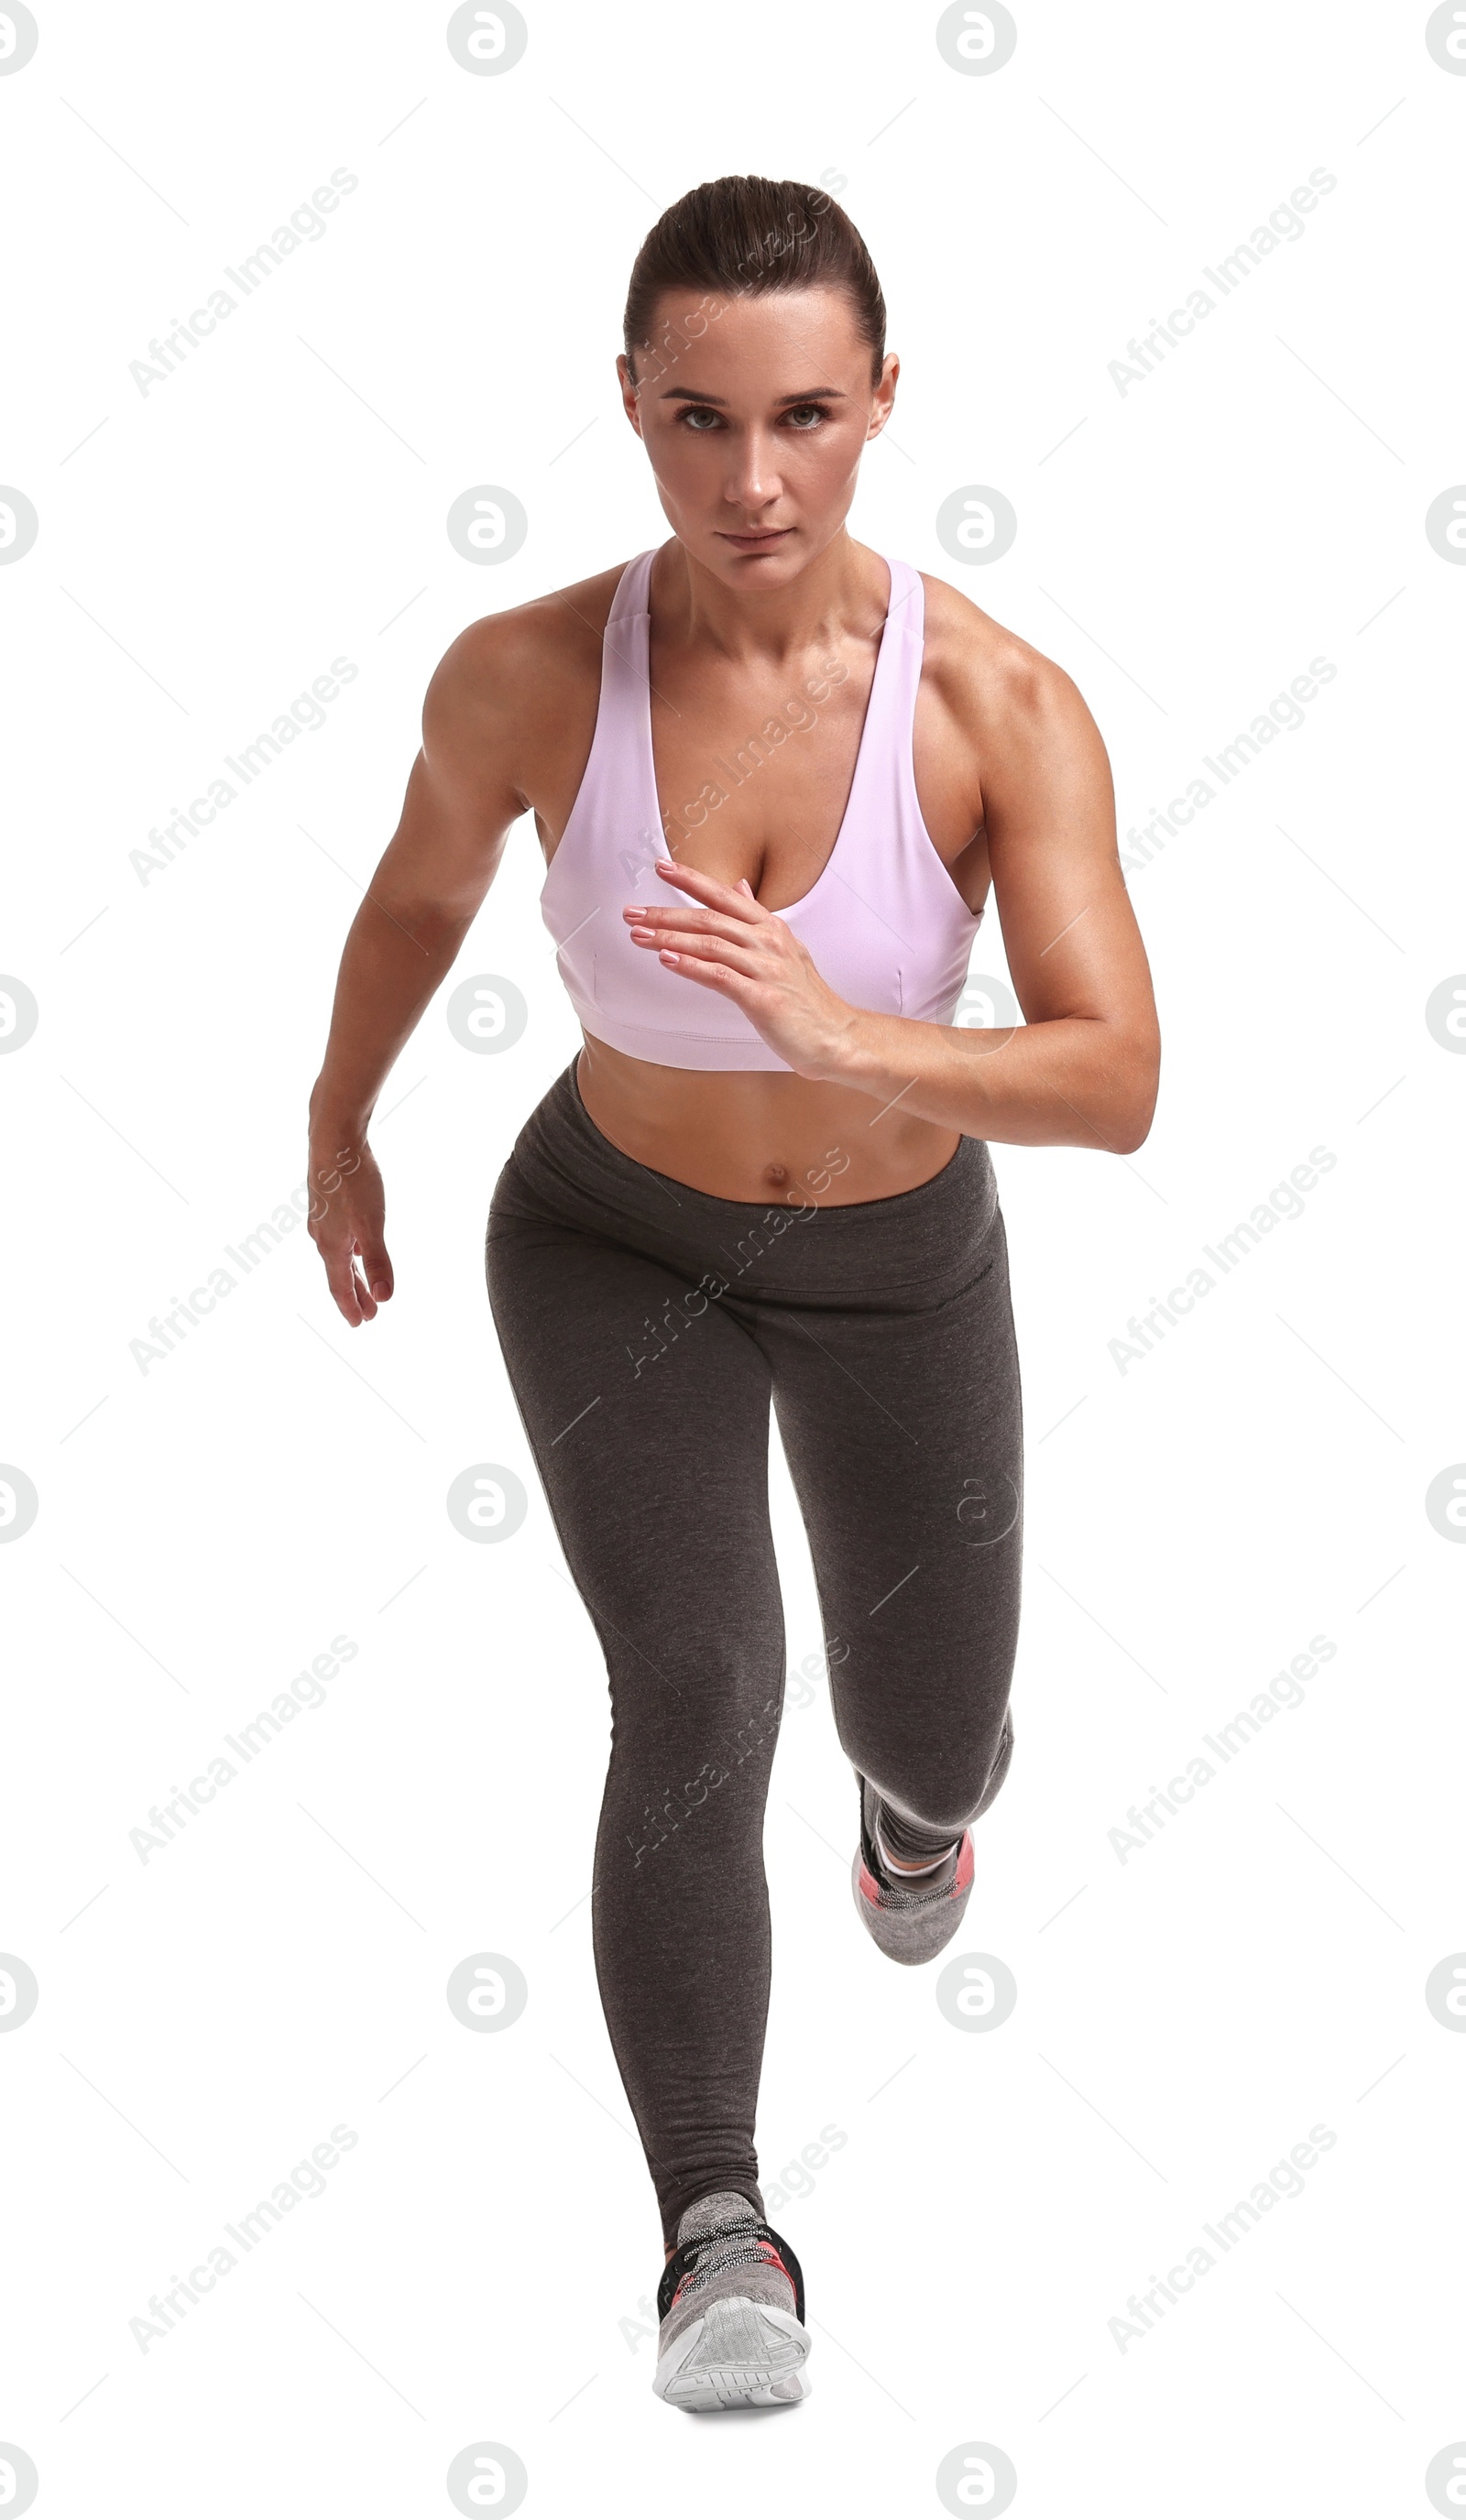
875, 1818, 959, 1877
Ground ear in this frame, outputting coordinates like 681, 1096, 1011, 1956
866, 350, 900, 442
617, 353, 646, 440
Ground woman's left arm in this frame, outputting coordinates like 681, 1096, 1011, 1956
623, 644, 1161, 1156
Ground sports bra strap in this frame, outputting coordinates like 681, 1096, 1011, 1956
606, 548, 655, 627
879, 556, 925, 733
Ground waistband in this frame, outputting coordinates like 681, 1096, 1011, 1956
489, 1059, 1001, 1311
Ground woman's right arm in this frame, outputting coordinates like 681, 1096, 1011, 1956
307, 619, 530, 1326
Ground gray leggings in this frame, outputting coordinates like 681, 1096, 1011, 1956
485, 1059, 1023, 2245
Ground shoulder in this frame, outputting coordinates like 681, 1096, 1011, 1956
421, 559, 633, 776
427, 557, 631, 705
914, 568, 1102, 759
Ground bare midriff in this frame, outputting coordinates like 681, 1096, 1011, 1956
573, 1033, 963, 1206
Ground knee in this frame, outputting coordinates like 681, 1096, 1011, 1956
884, 1708, 1015, 1838
624, 1759, 730, 1866
616, 1691, 784, 1868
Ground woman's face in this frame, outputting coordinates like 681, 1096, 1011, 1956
618, 285, 898, 589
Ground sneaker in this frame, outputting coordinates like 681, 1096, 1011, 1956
652, 2190, 812, 2410
851, 1776, 974, 1965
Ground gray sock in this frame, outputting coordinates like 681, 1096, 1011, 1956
678, 2189, 765, 2245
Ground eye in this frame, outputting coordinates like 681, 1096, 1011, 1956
677, 405, 723, 431
782, 404, 830, 431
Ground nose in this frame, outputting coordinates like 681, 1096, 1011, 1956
723, 426, 783, 518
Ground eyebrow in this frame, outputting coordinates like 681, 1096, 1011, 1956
658, 387, 848, 404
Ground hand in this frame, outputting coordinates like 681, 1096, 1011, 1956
307, 1127, 393, 1325
623, 859, 859, 1078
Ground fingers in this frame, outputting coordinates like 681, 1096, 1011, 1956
321, 1245, 373, 1325
651, 952, 745, 996
633, 926, 764, 975
357, 1238, 394, 1304
624, 902, 762, 946
646, 856, 767, 921
316, 1232, 391, 1326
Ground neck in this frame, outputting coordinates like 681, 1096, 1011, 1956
652, 529, 889, 667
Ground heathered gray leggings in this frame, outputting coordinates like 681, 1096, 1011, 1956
485, 1058, 1023, 2245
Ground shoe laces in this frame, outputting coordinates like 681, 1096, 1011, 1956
657, 2216, 804, 2325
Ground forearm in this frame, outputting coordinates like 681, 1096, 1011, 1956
812, 1006, 1157, 1154
309, 893, 473, 1136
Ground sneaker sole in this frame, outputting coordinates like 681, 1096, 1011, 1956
653, 2296, 813, 2411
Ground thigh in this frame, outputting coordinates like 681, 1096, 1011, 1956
764, 1207, 1023, 1823
486, 1191, 783, 1740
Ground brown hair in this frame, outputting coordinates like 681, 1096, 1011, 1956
623, 175, 887, 385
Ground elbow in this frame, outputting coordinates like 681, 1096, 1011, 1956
1108, 1035, 1161, 1156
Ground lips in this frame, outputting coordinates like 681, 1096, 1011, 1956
718, 529, 793, 550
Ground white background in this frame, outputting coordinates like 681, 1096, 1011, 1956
2, 2, 1462, 2513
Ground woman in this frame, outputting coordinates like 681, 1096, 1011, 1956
307, 175, 1160, 2413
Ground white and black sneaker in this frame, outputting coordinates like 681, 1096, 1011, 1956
652, 2191, 811, 2411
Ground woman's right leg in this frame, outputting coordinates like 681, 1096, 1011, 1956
486, 1173, 786, 2249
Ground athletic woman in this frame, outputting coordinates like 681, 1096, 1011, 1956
307, 176, 1160, 2413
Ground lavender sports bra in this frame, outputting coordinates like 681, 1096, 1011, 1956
540, 548, 983, 1073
